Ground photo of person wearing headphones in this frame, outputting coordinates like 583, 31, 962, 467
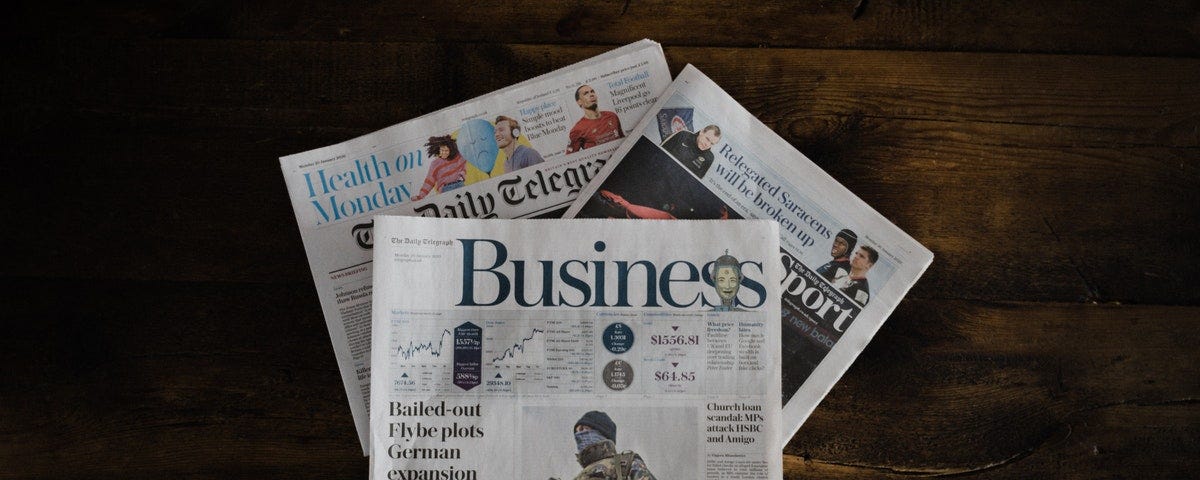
494, 115, 545, 173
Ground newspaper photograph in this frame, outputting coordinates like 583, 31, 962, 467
369, 216, 783, 480
278, 40, 671, 454
564, 65, 935, 447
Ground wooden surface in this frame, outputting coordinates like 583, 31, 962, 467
2, 1, 1197, 478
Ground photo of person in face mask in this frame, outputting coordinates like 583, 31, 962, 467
554, 411, 656, 480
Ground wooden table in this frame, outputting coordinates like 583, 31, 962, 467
3, 2, 1197, 478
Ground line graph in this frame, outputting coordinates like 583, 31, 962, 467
490, 328, 545, 364
395, 328, 454, 360
487, 326, 546, 368
386, 315, 463, 393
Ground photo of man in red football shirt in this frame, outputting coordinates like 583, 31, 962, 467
565, 84, 625, 154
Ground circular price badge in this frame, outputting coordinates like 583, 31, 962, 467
602, 322, 634, 354
602, 359, 634, 391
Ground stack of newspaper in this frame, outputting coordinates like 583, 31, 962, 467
281, 40, 932, 480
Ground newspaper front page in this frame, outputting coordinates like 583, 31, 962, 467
279, 40, 670, 453
370, 217, 783, 480
564, 65, 935, 447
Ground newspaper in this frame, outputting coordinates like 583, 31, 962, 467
279, 40, 670, 454
369, 216, 783, 480
564, 65, 934, 447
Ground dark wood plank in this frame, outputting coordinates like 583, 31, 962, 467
787, 395, 1197, 480
2, 281, 1194, 478
786, 298, 1200, 478
4, 3, 1198, 480
6, 1, 1199, 57
5, 41, 1198, 304
0, 280, 362, 479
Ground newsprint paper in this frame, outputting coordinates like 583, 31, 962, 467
279, 40, 670, 453
370, 217, 783, 480
565, 65, 935, 447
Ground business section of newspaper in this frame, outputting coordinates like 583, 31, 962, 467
564, 65, 934, 447
369, 217, 784, 480
377, 310, 773, 479
279, 40, 671, 454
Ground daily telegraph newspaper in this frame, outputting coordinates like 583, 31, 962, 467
279, 40, 670, 454
565, 65, 934, 447
370, 217, 783, 480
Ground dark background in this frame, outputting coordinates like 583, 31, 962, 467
3, 1, 1197, 478
577, 136, 745, 219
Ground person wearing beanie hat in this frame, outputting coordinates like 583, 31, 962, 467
575, 410, 618, 441
560, 411, 656, 480
816, 228, 857, 282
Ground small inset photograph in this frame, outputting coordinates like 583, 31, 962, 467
709, 250, 750, 312
412, 116, 546, 201
806, 228, 898, 308
655, 107, 695, 141
411, 134, 466, 201
565, 84, 626, 154
577, 137, 742, 221
520, 406, 698, 480
828, 242, 881, 307
660, 123, 722, 179
643, 95, 724, 179
492, 114, 546, 174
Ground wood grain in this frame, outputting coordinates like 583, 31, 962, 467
4, 41, 1197, 304
3, 2, 1198, 478
5, 1, 1199, 56
788, 299, 1199, 478
2, 282, 1195, 478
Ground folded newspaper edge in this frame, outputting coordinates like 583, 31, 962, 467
369, 216, 784, 480
279, 40, 671, 455
564, 64, 935, 449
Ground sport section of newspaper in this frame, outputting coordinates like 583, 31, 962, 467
564, 65, 934, 447
370, 217, 783, 480
279, 40, 670, 454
